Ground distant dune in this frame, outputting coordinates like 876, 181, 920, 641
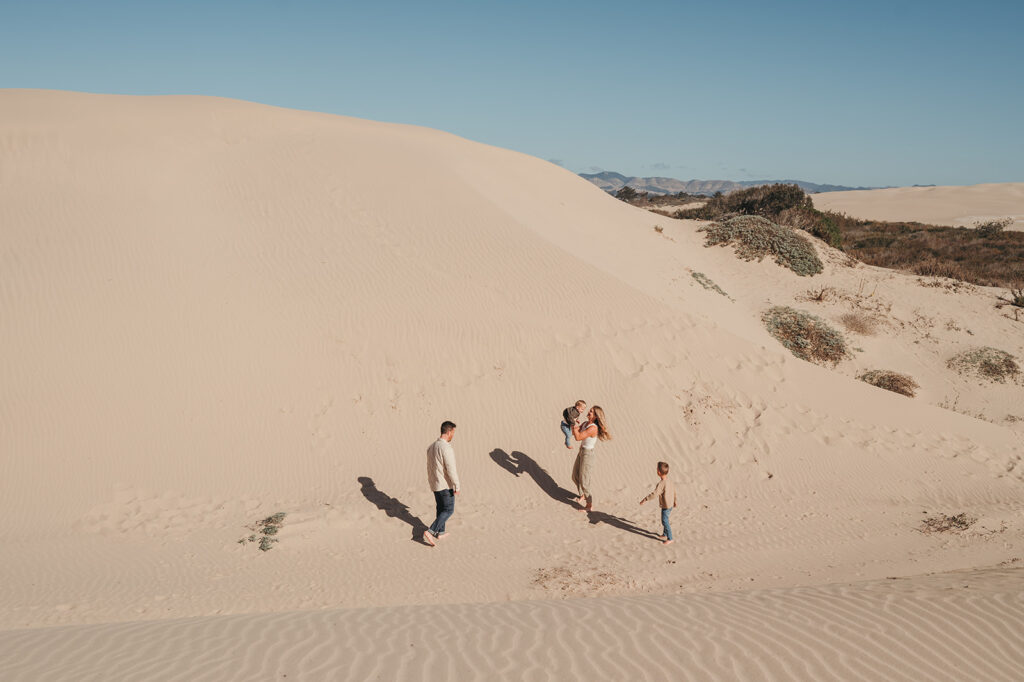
580, 171, 873, 195
1, 90, 1022, 680
812, 183, 1024, 230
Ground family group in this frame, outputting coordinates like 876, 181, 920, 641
421, 401, 677, 547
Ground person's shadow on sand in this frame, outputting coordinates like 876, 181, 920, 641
585, 510, 664, 540
357, 476, 430, 544
489, 449, 578, 507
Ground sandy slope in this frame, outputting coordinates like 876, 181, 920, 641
1, 90, 1023, 678
811, 183, 1024, 230
3, 566, 1022, 681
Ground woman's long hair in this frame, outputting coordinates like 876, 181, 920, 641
591, 406, 612, 441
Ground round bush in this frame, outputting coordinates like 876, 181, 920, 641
701, 215, 823, 276
947, 347, 1020, 383
762, 306, 847, 364
859, 370, 918, 397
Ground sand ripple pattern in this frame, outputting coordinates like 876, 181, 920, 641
2, 568, 1022, 682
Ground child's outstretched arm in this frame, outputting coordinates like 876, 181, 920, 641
640, 479, 665, 505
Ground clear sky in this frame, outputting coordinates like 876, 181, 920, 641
2, 0, 1022, 187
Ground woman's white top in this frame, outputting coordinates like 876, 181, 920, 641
581, 423, 598, 449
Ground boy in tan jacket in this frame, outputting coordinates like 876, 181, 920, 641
639, 461, 677, 545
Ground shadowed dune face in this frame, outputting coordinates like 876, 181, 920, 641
1, 91, 1022, 643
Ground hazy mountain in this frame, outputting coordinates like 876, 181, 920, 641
580, 172, 875, 195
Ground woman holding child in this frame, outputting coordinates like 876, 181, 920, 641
570, 406, 612, 511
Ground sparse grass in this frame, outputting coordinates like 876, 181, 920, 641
859, 370, 918, 397
916, 277, 975, 293
805, 285, 835, 302
701, 215, 823, 276
997, 286, 1024, 308
919, 513, 975, 534
839, 312, 878, 335
947, 347, 1020, 383
762, 306, 848, 364
841, 218, 1024, 288
691, 271, 730, 299
238, 511, 287, 551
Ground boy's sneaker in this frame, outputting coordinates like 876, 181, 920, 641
423, 531, 436, 546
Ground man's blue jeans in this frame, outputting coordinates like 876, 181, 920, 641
560, 421, 572, 448
661, 508, 673, 541
429, 489, 455, 536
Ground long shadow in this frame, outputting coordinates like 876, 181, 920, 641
489, 449, 577, 507
586, 510, 664, 540
357, 476, 430, 544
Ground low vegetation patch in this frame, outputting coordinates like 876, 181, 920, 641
701, 215, 823, 276
839, 312, 878, 335
691, 271, 730, 298
615, 186, 709, 206
919, 513, 976, 534
998, 286, 1024, 309
947, 347, 1020, 383
670, 184, 1024, 288
238, 511, 287, 551
762, 306, 848, 364
859, 370, 918, 397
831, 218, 1024, 288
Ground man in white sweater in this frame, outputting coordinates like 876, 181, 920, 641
424, 420, 459, 546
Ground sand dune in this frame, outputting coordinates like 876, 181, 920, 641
1, 90, 1022, 678
2, 567, 1022, 681
811, 183, 1024, 230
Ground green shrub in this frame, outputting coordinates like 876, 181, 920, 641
762, 306, 848, 364
859, 370, 918, 397
975, 218, 1012, 238
701, 215, 823, 276
947, 347, 1020, 383
678, 183, 842, 248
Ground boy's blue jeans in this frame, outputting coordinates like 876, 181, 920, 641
661, 508, 673, 541
560, 421, 572, 448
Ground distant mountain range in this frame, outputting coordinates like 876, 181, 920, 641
579, 172, 877, 195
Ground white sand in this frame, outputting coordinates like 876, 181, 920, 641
812, 183, 1024, 230
1, 90, 1023, 680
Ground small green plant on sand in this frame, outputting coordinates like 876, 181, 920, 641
238, 512, 287, 551
947, 347, 1020, 383
859, 370, 918, 397
691, 272, 731, 299
762, 306, 847, 364
700, 215, 823, 276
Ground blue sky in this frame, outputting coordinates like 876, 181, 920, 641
2, 0, 1021, 187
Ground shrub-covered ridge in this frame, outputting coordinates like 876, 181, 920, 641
701, 215, 823, 277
